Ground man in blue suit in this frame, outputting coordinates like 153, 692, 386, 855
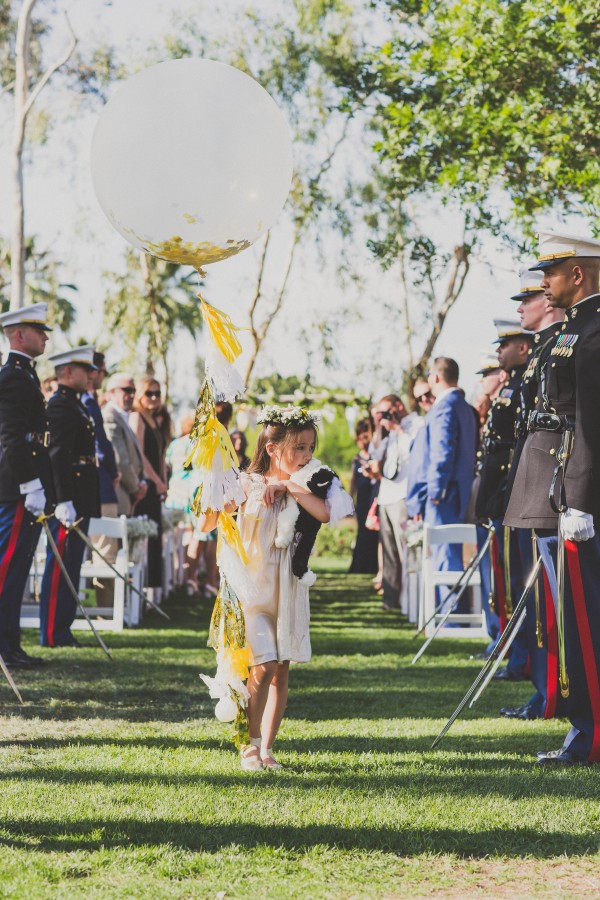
408, 357, 477, 611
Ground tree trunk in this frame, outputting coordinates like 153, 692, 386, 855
10, 0, 36, 310
10, 2, 77, 309
416, 242, 470, 378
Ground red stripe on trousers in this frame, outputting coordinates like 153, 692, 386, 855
491, 533, 508, 632
565, 540, 600, 762
543, 566, 558, 720
46, 525, 68, 648
0, 501, 26, 595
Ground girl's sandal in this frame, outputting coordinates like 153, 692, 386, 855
261, 748, 284, 770
240, 738, 263, 772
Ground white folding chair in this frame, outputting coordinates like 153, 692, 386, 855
419, 523, 487, 639
76, 515, 130, 632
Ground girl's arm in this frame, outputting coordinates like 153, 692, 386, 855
196, 498, 239, 533
286, 481, 330, 523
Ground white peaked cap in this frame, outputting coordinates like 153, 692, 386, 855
475, 352, 501, 374
511, 265, 545, 300
47, 344, 97, 369
0, 302, 52, 331
492, 319, 533, 344
530, 229, 600, 271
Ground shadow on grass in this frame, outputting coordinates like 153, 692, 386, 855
0, 818, 597, 857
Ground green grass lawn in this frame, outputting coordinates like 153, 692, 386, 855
1, 567, 599, 898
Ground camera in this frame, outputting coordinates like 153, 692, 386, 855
380, 410, 392, 420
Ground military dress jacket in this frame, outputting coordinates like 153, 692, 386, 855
504, 321, 563, 504
0, 352, 54, 505
474, 364, 526, 521
47, 385, 100, 519
504, 293, 600, 530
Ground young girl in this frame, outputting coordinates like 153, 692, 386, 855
200, 405, 352, 771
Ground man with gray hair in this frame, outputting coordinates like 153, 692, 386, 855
102, 373, 147, 515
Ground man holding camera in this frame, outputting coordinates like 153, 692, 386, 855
364, 394, 420, 611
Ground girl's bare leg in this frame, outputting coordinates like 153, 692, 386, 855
243, 661, 278, 766
260, 661, 290, 765
205, 540, 219, 595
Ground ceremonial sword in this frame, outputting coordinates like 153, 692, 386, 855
69, 523, 171, 621
38, 516, 112, 660
430, 555, 542, 749
0, 652, 24, 704
411, 527, 493, 665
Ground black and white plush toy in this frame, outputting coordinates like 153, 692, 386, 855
275, 458, 339, 585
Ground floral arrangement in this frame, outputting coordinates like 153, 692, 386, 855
403, 519, 424, 549
126, 515, 159, 543
257, 404, 320, 428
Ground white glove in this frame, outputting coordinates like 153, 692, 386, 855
560, 508, 595, 543
24, 488, 46, 518
55, 501, 77, 529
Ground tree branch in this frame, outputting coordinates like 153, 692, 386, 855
23, 10, 77, 117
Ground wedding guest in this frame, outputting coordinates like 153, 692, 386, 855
103, 374, 147, 516
231, 429, 251, 471
82, 351, 120, 607
130, 376, 168, 592
349, 417, 379, 574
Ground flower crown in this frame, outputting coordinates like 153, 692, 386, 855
257, 404, 320, 428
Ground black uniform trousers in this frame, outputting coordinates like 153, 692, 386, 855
39, 517, 90, 647
0, 499, 42, 656
537, 531, 600, 761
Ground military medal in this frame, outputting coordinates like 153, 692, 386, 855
550, 333, 578, 357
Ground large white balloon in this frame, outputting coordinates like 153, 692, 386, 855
214, 696, 238, 723
91, 59, 293, 268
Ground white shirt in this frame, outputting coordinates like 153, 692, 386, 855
433, 386, 460, 406
378, 412, 421, 506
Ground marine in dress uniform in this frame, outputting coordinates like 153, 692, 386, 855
39, 345, 100, 647
473, 321, 532, 672
499, 267, 565, 720
0, 303, 54, 667
504, 230, 600, 765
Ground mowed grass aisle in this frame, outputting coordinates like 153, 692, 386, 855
1, 564, 599, 898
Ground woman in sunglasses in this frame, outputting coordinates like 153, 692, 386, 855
130, 375, 169, 594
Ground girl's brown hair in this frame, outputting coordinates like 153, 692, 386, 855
248, 422, 318, 476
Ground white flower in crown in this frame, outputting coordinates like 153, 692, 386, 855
257, 404, 320, 427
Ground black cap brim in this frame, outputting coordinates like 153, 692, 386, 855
510, 289, 545, 301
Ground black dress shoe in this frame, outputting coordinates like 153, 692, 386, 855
13, 648, 45, 666
514, 704, 540, 720
500, 705, 523, 718
493, 667, 527, 682
537, 748, 588, 766
2, 651, 33, 667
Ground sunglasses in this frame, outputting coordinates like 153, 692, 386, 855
145, 390, 161, 399
118, 386, 136, 395
416, 392, 433, 404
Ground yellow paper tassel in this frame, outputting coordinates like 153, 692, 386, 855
208, 578, 246, 651
200, 296, 242, 363
218, 510, 248, 565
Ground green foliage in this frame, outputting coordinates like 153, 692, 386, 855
373, 0, 600, 231
313, 518, 355, 557
0, 237, 76, 332
319, 405, 357, 472
103, 250, 203, 388
2, 579, 599, 897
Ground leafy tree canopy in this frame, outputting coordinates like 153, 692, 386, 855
372, 0, 600, 233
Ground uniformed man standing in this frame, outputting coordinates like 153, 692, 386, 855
0, 303, 54, 666
474, 320, 532, 672
39, 345, 100, 648
499, 267, 564, 721
504, 230, 600, 765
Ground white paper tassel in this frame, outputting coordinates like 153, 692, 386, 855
196, 465, 247, 513
218, 539, 259, 606
206, 343, 245, 402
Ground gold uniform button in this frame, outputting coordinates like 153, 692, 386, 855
550, 448, 556, 455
